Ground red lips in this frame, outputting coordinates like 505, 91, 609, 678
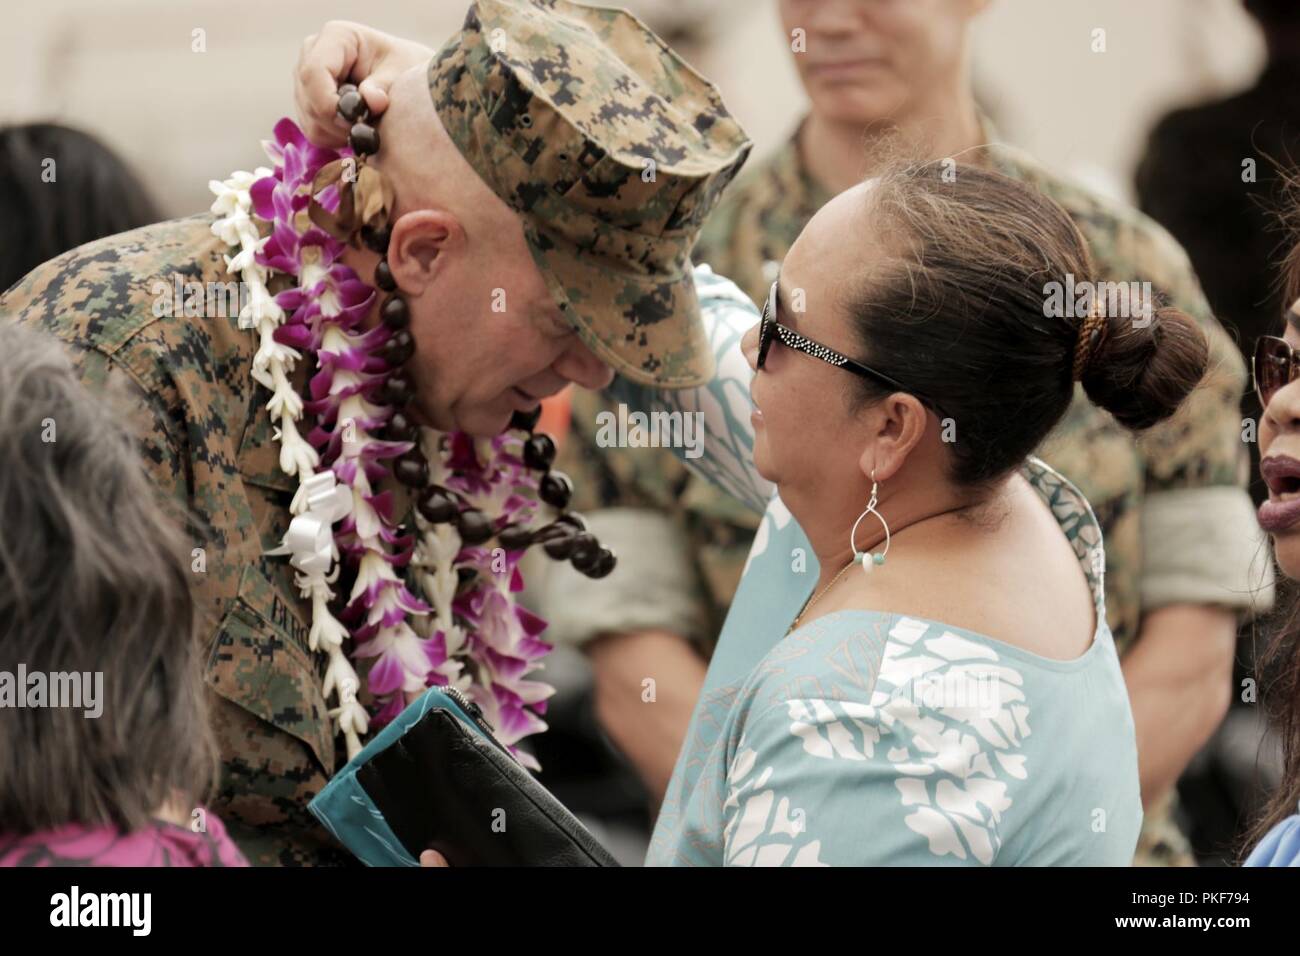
1258, 454, 1300, 533
1261, 454, 1300, 497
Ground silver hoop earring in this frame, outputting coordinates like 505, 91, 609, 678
850, 470, 890, 576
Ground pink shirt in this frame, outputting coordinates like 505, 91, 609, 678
0, 808, 248, 867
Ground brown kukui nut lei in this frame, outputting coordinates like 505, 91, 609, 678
318, 83, 616, 583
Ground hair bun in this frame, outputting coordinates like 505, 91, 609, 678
1080, 305, 1209, 431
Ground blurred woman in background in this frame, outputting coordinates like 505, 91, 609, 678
0, 123, 159, 292
1244, 244, 1300, 866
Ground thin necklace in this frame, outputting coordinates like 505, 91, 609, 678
786, 558, 858, 636
785, 496, 989, 637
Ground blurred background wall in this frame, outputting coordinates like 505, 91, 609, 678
0, 0, 1266, 216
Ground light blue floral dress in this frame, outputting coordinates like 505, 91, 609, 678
1245, 806, 1300, 866
614, 267, 1144, 866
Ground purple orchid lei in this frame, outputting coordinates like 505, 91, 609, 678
210, 119, 555, 767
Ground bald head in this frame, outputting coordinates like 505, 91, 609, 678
346, 62, 608, 437
371, 64, 510, 237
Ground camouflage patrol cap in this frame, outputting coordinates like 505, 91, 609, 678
428, 0, 752, 387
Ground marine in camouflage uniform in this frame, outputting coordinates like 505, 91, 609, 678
548, 122, 1274, 866
0, 0, 750, 865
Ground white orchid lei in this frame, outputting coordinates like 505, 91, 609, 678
208, 119, 610, 768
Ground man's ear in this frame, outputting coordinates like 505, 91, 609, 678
387, 209, 463, 295
856, 393, 928, 483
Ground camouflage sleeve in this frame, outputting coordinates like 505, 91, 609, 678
604, 265, 773, 516
530, 508, 712, 649
1139, 486, 1274, 615
67, 344, 190, 524
1124, 228, 1274, 614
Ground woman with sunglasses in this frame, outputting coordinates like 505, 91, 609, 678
605, 157, 1209, 866
1243, 297, 1300, 867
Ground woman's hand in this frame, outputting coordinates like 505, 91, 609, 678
294, 20, 435, 146
420, 849, 450, 867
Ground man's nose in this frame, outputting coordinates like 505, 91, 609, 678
807, 0, 863, 35
555, 337, 615, 391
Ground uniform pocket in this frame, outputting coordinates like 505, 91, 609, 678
205, 564, 335, 776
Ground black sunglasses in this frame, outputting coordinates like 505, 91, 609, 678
1255, 335, 1300, 408
757, 280, 948, 418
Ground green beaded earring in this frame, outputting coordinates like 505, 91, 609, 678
851, 470, 890, 575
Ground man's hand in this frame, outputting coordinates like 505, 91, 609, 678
587, 629, 707, 809
420, 849, 450, 867
294, 20, 435, 146
1121, 603, 1237, 808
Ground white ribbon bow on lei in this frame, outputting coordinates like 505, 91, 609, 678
267, 470, 353, 574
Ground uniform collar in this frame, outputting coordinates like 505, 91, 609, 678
774, 119, 837, 221
782, 111, 1016, 197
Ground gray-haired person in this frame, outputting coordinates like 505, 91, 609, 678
0, 320, 245, 866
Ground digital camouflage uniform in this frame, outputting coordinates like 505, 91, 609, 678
551, 124, 1274, 866
4, 216, 346, 866
0, 0, 749, 865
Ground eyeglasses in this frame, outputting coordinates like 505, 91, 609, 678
757, 280, 948, 418
1254, 335, 1300, 408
